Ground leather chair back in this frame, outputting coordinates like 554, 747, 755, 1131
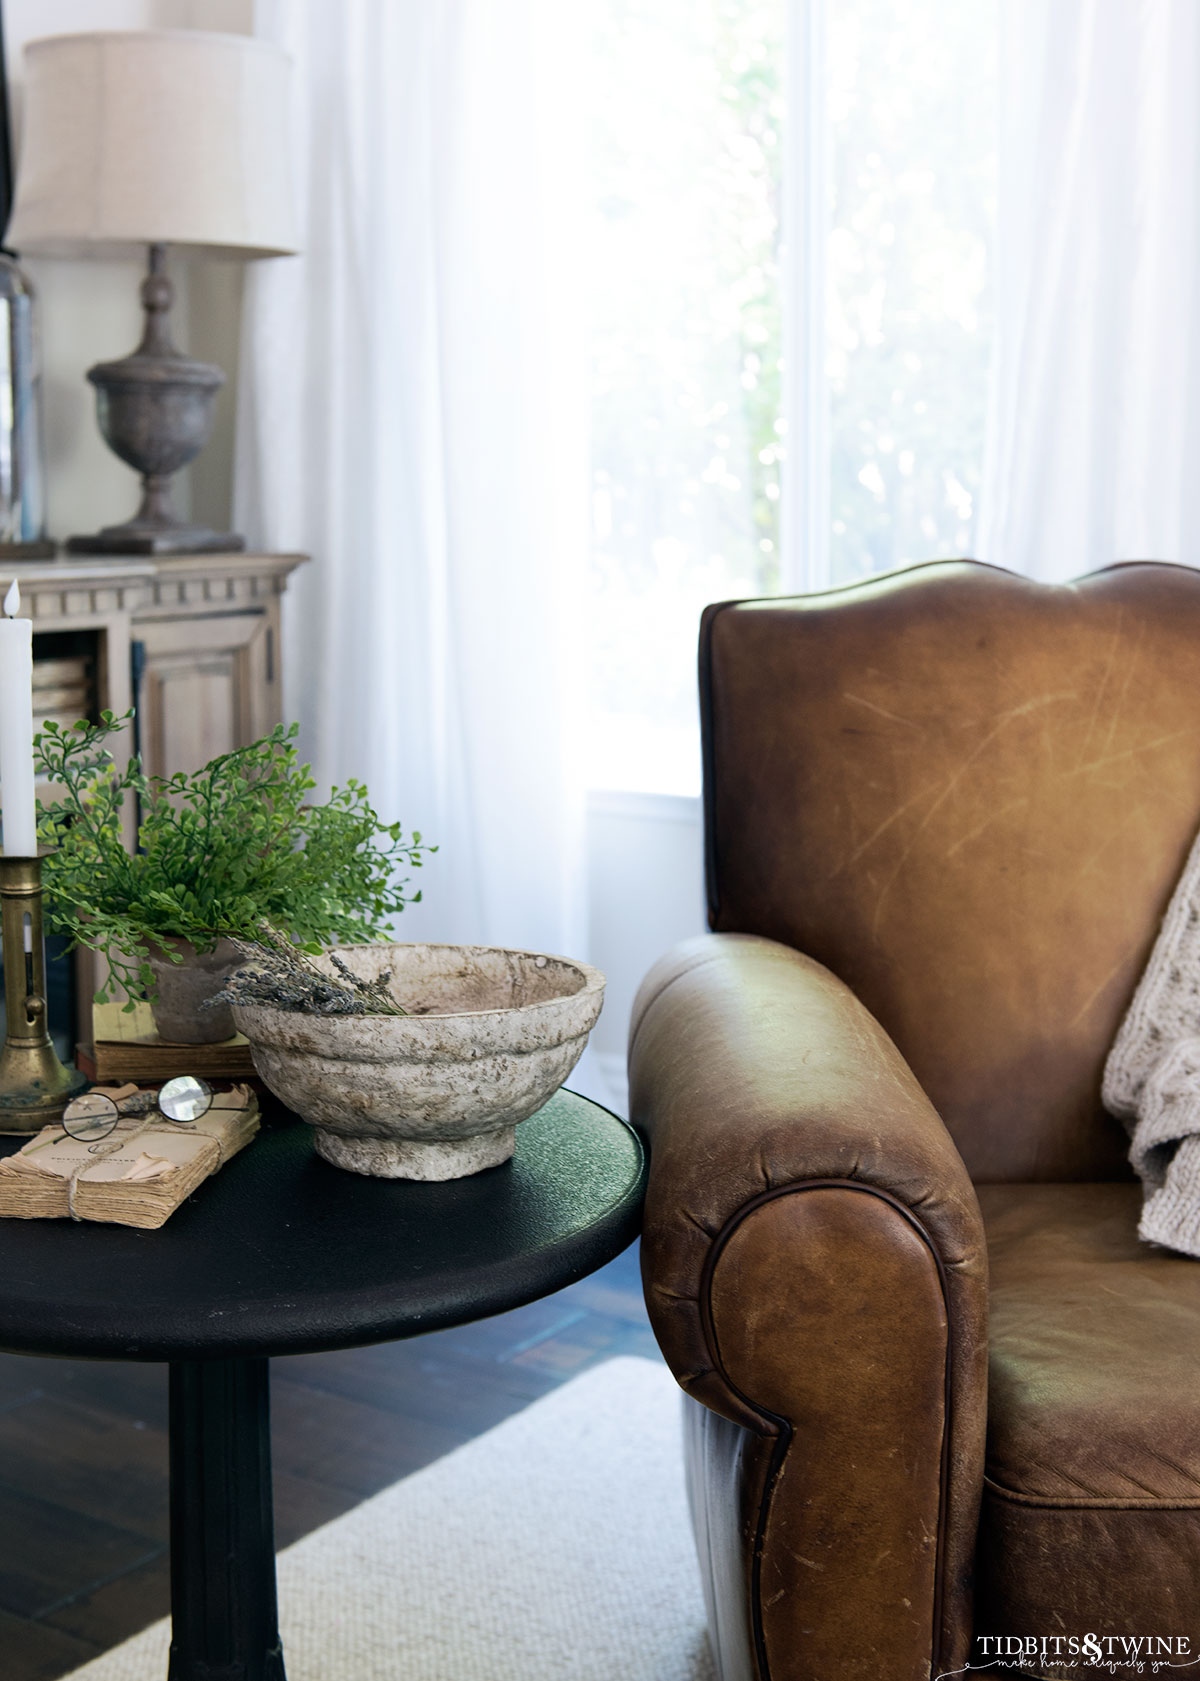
701, 561, 1200, 1181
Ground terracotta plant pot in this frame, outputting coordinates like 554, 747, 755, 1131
232, 942, 606, 1181
146, 937, 241, 1044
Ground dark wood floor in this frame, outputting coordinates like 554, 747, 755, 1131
0, 1238, 663, 1681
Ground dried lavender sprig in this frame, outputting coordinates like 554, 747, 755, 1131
205, 926, 410, 1017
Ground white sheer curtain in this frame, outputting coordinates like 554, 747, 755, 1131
235, 0, 587, 957
978, 0, 1200, 580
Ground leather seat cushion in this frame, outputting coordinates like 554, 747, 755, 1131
975, 1182, 1200, 1671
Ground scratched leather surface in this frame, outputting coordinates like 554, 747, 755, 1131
629, 560, 1200, 1681
630, 933, 989, 1679
975, 1180, 1200, 1669
702, 560, 1200, 1183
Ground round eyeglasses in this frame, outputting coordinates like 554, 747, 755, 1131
61, 1075, 214, 1143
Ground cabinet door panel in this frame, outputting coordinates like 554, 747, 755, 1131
135, 611, 277, 780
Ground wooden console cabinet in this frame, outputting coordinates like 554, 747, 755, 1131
7, 551, 307, 1043
14, 551, 306, 780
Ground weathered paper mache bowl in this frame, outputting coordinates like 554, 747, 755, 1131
230, 942, 606, 1182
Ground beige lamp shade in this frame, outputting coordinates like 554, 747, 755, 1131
7, 30, 297, 260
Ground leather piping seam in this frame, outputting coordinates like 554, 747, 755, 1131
983, 1474, 1200, 1512
697, 1177, 956, 1681
698, 599, 734, 930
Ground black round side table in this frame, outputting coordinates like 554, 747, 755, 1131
0, 1088, 646, 1681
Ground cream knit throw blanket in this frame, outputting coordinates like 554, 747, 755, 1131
1103, 831, 1200, 1257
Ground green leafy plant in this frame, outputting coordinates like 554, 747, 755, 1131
34, 713, 434, 1004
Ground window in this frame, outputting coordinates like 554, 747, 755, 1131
823, 0, 997, 585
587, 0, 997, 795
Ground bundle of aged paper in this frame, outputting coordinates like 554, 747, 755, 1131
0, 1084, 260, 1229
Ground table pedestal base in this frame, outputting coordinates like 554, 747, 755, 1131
167, 1357, 285, 1681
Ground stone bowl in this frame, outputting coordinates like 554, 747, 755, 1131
230, 942, 606, 1181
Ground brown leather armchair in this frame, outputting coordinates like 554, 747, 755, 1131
629, 560, 1200, 1681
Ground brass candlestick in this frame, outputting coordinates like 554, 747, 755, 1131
0, 852, 86, 1133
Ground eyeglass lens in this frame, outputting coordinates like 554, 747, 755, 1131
61, 1092, 119, 1143
157, 1075, 213, 1123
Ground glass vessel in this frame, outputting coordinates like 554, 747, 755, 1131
0, 252, 46, 547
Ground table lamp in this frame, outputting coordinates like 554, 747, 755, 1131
6, 30, 297, 555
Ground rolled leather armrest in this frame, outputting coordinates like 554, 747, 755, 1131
629, 932, 989, 1681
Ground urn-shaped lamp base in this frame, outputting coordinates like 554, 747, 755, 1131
66, 243, 245, 558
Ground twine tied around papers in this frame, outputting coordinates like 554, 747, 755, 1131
63, 1111, 235, 1221
66, 1118, 159, 1221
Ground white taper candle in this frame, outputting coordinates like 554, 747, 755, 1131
0, 580, 38, 856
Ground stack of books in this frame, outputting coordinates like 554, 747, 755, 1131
0, 1083, 260, 1229
33, 653, 94, 736
76, 1001, 257, 1084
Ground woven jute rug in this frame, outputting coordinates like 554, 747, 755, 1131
63, 1355, 715, 1681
